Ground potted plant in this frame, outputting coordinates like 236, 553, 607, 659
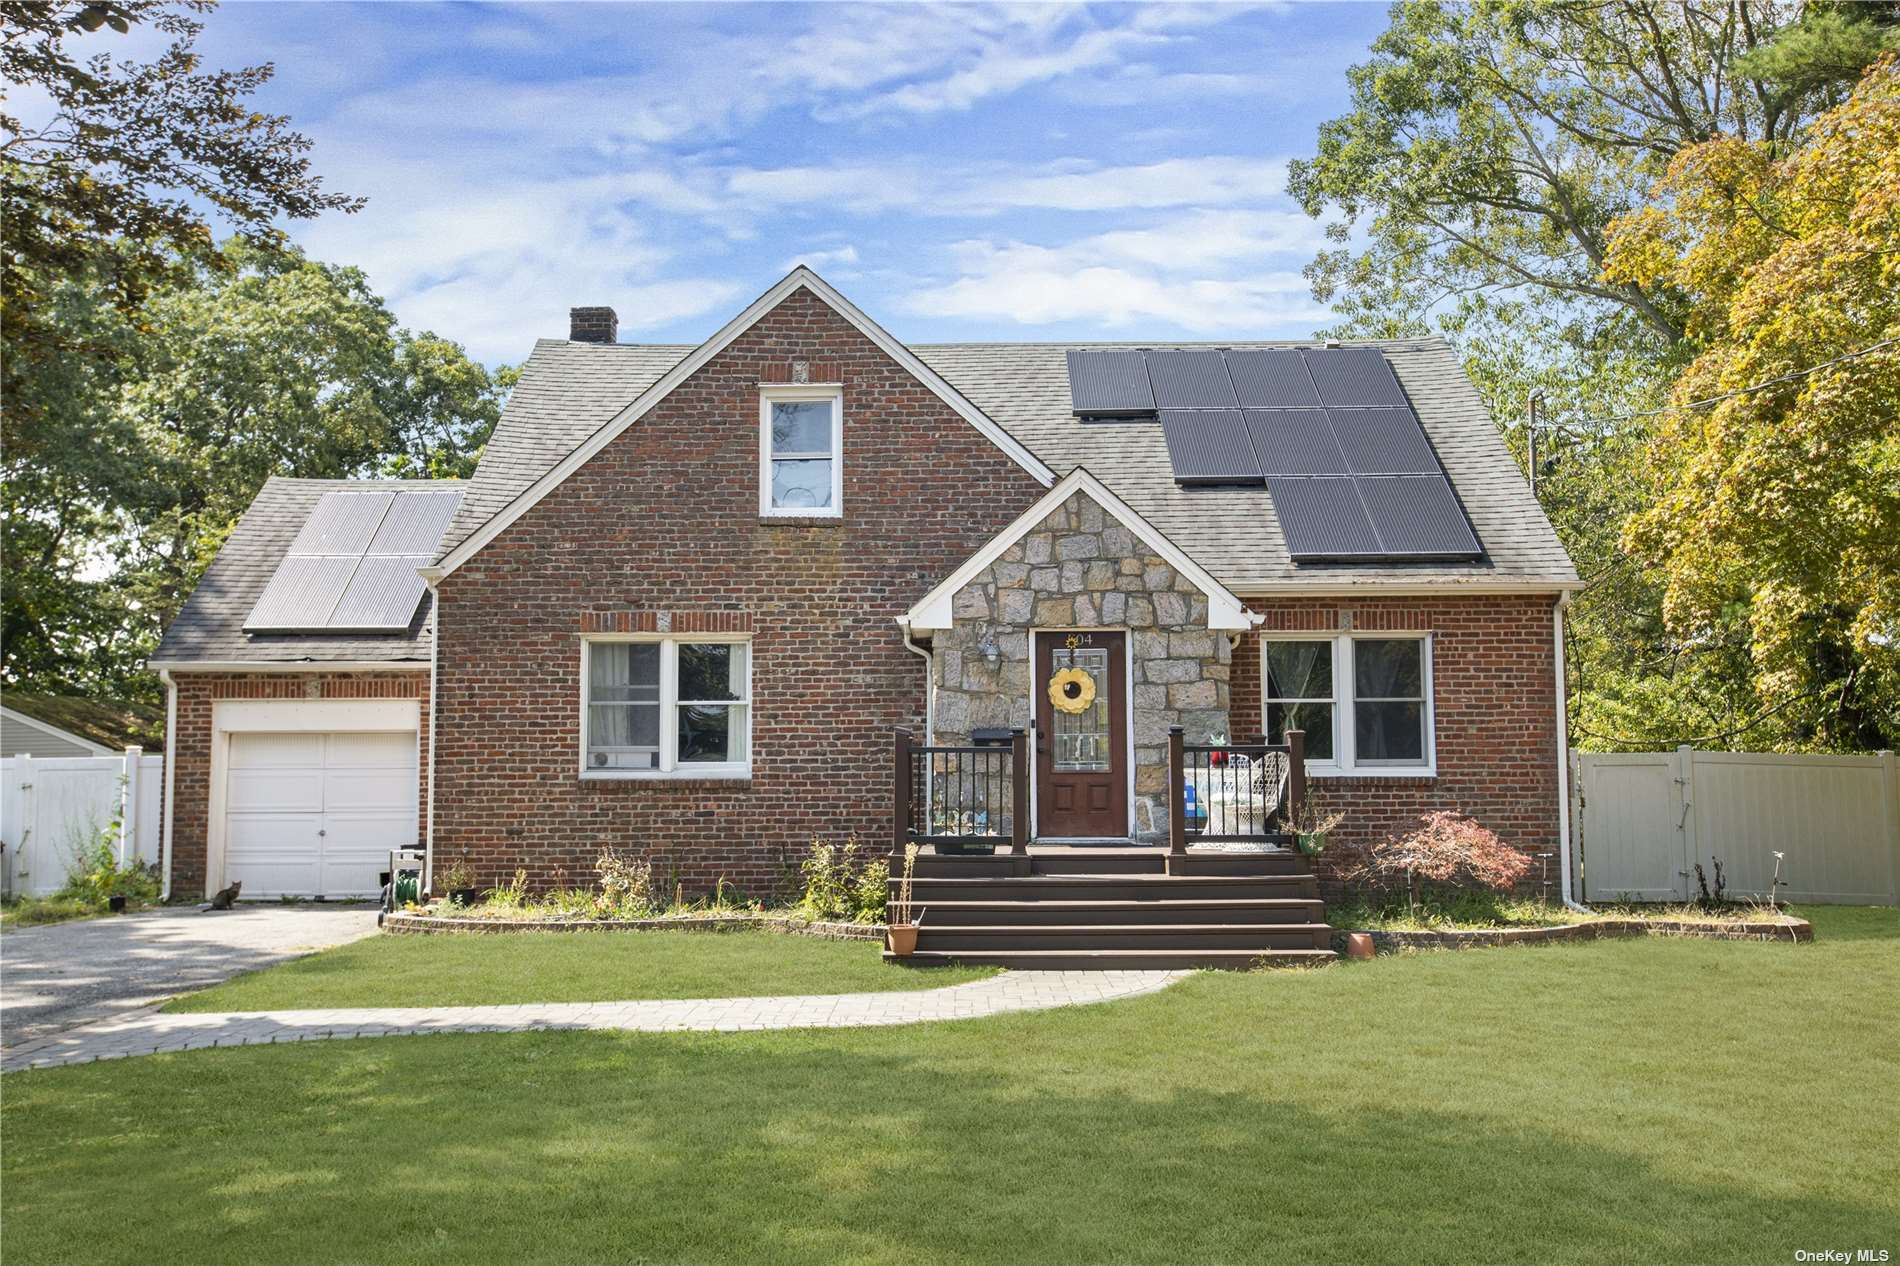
1287, 804, 1345, 858
438, 858, 481, 907
887, 843, 923, 956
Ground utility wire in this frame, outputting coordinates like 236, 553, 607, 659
1532, 334, 1900, 434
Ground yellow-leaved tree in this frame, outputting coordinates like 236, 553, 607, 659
1603, 56, 1900, 751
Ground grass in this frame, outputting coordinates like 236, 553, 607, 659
5, 907, 1896, 1264
0, 895, 118, 929
161, 928, 996, 1012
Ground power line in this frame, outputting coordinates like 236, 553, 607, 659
1534, 334, 1900, 434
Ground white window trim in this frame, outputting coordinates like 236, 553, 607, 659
759, 385, 843, 519
1260, 631, 1436, 778
580, 634, 753, 780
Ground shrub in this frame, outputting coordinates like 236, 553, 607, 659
1342, 812, 1532, 908
801, 836, 887, 923
60, 839, 161, 908
595, 847, 656, 917
488, 868, 530, 910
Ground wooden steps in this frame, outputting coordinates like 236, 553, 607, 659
888, 848, 1335, 970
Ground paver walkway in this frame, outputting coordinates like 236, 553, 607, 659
2, 969, 1186, 1072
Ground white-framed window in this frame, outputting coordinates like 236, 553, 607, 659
581, 636, 751, 779
1261, 633, 1434, 776
759, 385, 842, 517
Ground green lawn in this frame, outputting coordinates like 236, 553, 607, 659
163, 929, 996, 1012
6, 908, 1897, 1265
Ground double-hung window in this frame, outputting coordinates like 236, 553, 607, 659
1262, 634, 1433, 775
760, 386, 842, 517
583, 637, 750, 778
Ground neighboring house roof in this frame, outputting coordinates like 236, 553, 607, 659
150, 477, 456, 669
435, 323, 1574, 592
433, 268, 1057, 575
1, 694, 164, 755
905, 467, 1258, 634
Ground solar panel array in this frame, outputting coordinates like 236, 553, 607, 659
1067, 347, 1482, 562
245, 489, 464, 633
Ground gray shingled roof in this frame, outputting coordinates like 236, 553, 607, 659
151, 477, 458, 666
437, 335, 1575, 592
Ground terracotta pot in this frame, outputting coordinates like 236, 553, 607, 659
1344, 932, 1376, 961
888, 923, 919, 956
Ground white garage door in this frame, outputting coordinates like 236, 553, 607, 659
224, 730, 418, 898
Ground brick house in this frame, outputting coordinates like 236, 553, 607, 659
151, 268, 1579, 915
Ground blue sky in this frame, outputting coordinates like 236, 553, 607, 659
183, 2, 1389, 364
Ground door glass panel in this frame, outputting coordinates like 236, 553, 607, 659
1051, 647, 1111, 772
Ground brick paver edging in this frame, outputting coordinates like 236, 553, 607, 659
1337, 915, 1813, 954
383, 911, 882, 941
1, 970, 1188, 1073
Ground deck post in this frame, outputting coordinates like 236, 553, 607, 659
1168, 725, 1186, 856
1286, 729, 1306, 836
1010, 727, 1030, 855
892, 728, 912, 861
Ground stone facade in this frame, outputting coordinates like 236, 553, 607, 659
929, 489, 1233, 837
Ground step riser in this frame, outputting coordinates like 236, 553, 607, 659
908, 854, 1311, 878
888, 950, 1335, 971
918, 929, 1333, 952
901, 879, 1318, 902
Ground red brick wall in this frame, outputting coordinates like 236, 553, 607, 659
432, 287, 1047, 896
166, 672, 430, 897
1230, 595, 1564, 891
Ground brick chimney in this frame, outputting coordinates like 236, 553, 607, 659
569, 306, 618, 344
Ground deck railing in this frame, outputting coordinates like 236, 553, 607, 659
892, 727, 1031, 855
1167, 727, 1306, 854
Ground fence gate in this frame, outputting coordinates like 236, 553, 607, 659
1576, 751, 1688, 901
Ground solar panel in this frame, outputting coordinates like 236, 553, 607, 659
1161, 410, 1261, 484
1328, 407, 1440, 474
1355, 475, 1482, 558
1246, 410, 1349, 475
1266, 477, 1381, 558
1302, 348, 1409, 408
1146, 350, 1238, 409
244, 488, 465, 633
1066, 350, 1155, 415
367, 490, 462, 554
1225, 349, 1320, 408
328, 554, 431, 631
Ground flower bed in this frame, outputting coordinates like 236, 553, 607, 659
384, 908, 884, 941
1333, 914, 1813, 954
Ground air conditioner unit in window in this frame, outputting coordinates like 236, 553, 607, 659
590, 747, 659, 771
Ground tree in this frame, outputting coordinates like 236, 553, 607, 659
1601, 56, 1900, 749
1, 0, 361, 417
1287, 0, 1886, 355
1, 239, 508, 699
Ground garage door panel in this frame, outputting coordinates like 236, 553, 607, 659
225, 814, 324, 897
228, 767, 324, 813
322, 766, 416, 806
322, 731, 416, 768
229, 732, 326, 768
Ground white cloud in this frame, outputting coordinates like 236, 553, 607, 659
903, 215, 1330, 334
779, 245, 861, 273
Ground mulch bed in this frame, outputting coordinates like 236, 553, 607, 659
1335, 915, 1812, 954
382, 910, 885, 941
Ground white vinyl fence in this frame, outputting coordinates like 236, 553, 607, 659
0, 750, 164, 898
1574, 746, 1900, 906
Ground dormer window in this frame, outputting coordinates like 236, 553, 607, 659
760, 385, 842, 518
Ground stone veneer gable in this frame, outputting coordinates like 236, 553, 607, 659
929, 488, 1233, 837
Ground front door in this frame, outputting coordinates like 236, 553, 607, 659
1034, 631, 1128, 838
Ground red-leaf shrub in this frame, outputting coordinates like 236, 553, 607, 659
1344, 812, 1532, 894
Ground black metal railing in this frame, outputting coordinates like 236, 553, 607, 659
1168, 728, 1306, 852
893, 728, 1030, 853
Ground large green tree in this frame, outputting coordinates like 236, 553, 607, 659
1602, 56, 1900, 749
2, 239, 508, 700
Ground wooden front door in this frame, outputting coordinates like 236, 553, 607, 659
1034, 631, 1128, 838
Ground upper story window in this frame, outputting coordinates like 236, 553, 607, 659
583, 636, 751, 779
1262, 633, 1434, 776
759, 385, 843, 518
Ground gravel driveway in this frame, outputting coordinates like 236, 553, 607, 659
2, 904, 380, 1048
